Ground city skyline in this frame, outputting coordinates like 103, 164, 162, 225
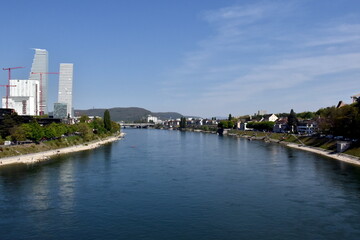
0, 0, 360, 117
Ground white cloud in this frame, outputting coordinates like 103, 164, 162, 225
163, 1, 360, 116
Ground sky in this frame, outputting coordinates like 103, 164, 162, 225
0, 0, 360, 117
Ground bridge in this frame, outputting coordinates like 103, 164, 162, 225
120, 123, 155, 128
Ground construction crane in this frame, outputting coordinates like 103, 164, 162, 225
0, 84, 16, 108
2, 67, 24, 108
30, 72, 59, 116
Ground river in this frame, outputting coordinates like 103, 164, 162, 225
1, 129, 360, 239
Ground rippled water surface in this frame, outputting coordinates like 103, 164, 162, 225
1, 129, 360, 239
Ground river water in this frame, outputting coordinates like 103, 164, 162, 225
1, 129, 360, 239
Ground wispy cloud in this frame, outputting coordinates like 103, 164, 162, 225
162, 1, 360, 116
304, 23, 360, 47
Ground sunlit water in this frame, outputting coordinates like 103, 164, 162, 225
1, 129, 360, 240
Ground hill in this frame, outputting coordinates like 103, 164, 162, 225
75, 107, 183, 122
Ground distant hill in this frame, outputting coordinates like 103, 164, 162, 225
75, 107, 184, 122
151, 112, 183, 120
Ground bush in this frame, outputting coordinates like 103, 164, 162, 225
246, 121, 274, 131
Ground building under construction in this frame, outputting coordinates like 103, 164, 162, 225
2, 79, 40, 115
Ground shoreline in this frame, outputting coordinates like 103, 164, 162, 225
284, 143, 360, 166
0, 132, 125, 168
180, 128, 360, 167
230, 132, 360, 167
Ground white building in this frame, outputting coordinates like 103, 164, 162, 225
260, 114, 278, 122
58, 63, 74, 117
297, 121, 317, 135
29, 48, 49, 114
2, 79, 40, 115
147, 115, 158, 123
237, 122, 253, 131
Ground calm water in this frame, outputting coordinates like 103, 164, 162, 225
1, 129, 360, 240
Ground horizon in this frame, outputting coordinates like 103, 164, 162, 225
1, 0, 359, 117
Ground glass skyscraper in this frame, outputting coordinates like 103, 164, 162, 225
58, 63, 74, 117
29, 48, 49, 114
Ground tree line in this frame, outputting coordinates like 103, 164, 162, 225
216, 99, 360, 139
0, 109, 120, 144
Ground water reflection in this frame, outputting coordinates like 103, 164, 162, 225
58, 159, 76, 213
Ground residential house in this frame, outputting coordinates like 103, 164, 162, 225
237, 122, 253, 131
260, 114, 278, 122
297, 120, 317, 135
273, 117, 288, 133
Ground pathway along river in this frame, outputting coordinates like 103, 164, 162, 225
1, 129, 360, 239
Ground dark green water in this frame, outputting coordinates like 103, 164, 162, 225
1, 129, 360, 240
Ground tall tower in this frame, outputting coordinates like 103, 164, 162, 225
29, 49, 49, 114
58, 63, 74, 117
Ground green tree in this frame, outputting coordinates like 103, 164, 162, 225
297, 111, 315, 119
44, 123, 57, 139
180, 117, 187, 129
77, 122, 93, 141
228, 114, 233, 121
79, 115, 90, 123
10, 125, 28, 142
110, 121, 121, 133
90, 117, 106, 134
317, 107, 337, 134
218, 120, 235, 129
104, 110, 112, 131
29, 120, 44, 142
247, 121, 274, 131
288, 109, 298, 133
228, 120, 235, 129
218, 121, 227, 129
0, 113, 17, 138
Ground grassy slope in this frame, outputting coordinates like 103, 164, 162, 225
0, 134, 115, 159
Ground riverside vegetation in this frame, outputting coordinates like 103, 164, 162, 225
0, 109, 120, 158
181, 101, 360, 158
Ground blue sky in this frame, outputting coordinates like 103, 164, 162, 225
0, 0, 360, 117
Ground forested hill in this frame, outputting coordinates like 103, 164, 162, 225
75, 107, 183, 122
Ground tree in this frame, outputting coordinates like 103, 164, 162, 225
44, 123, 57, 139
79, 115, 90, 123
228, 120, 235, 129
218, 121, 227, 129
103, 110, 112, 131
228, 114, 233, 121
180, 117, 186, 129
77, 122, 93, 141
288, 109, 298, 133
297, 111, 315, 120
218, 120, 234, 129
247, 121, 274, 131
29, 120, 44, 142
0, 113, 17, 138
10, 125, 28, 142
110, 121, 120, 133
90, 117, 106, 134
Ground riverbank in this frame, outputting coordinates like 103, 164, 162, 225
285, 143, 360, 166
178, 127, 360, 167
231, 131, 360, 166
0, 132, 125, 167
